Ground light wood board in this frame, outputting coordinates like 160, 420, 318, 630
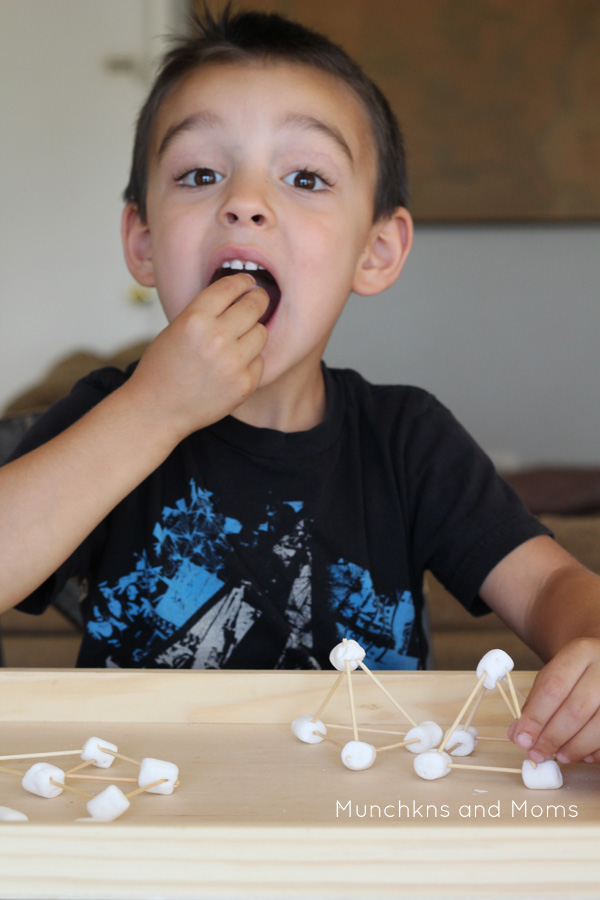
0, 669, 599, 899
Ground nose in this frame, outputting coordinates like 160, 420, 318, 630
218, 172, 274, 228
223, 210, 267, 226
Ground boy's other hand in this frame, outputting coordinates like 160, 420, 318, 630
127, 272, 269, 440
508, 637, 600, 764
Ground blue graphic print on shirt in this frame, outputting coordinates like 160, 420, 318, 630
89, 479, 417, 668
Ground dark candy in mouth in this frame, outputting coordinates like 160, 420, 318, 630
210, 266, 281, 325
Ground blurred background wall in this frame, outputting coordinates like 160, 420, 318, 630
1, 0, 598, 466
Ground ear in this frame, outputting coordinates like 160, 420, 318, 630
352, 207, 413, 296
121, 202, 155, 287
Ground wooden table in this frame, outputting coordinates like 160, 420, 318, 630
0, 669, 599, 899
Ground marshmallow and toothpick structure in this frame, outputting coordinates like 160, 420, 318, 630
292, 641, 563, 790
0, 737, 179, 822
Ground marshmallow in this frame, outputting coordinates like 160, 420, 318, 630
0, 806, 28, 822
22, 762, 65, 798
413, 750, 452, 781
404, 720, 443, 753
80, 736, 117, 769
329, 640, 366, 672
138, 757, 179, 795
444, 726, 478, 756
86, 785, 131, 821
521, 759, 563, 790
341, 741, 376, 771
291, 714, 326, 744
476, 649, 514, 690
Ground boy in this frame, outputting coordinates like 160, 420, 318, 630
1, 7, 599, 767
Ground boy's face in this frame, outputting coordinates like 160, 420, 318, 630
128, 60, 403, 389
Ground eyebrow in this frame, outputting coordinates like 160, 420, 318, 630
156, 111, 222, 160
155, 109, 354, 165
281, 114, 354, 164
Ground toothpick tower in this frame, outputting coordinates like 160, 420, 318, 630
291, 639, 563, 790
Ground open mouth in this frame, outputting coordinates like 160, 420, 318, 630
209, 259, 281, 325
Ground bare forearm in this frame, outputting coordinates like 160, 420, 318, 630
485, 540, 600, 763
523, 563, 600, 662
0, 274, 269, 615
0, 382, 179, 613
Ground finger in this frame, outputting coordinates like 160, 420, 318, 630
220, 286, 269, 334
527, 674, 600, 762
509, 653, 585, 757
554, 708, 600, 763
246, 354, 265, 390
237, 318, 268, 361
197, 272, 260, 316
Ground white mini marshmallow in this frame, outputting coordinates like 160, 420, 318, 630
413, 750, 452, 781
22, 762, 65, 798
87, 784, 131, 821
80, 736, 117, 769
521, 759, 563, 790
476, 649, 514, 690
138, 757, 179, 795
444, 726, 478, 756
329, 640, 366, 672
291, 714, 326, 744
404, 720, 443, 753
0, 806, 28, 822
341, 740, 376, 771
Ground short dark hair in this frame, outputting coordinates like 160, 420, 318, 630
123, 4, 409, 222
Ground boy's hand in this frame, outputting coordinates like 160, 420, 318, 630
508, 637, 600, 764
127, 272, 269, 439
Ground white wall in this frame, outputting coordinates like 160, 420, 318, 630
1, 2, 599, 466
326, 223, 600, 466
0, 0, 178, 411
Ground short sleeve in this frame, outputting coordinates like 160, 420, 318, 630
7, 366, 130, 615
399, 391, 551, 615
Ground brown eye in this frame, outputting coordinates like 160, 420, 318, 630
178, 168, 223, 187
294, 170, 317, 190
193, 168, 218, 186
284, 169, 329, 191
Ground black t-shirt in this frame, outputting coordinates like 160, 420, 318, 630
13, 364, 549, 669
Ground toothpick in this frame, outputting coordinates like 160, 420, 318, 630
50, 778, 93, 799
377, 738, 420, 753
66, 774, 138, 783
99, 747, 141, 766
314, 732, 345, 750
0, 749, 82, 762
325, 723, 408, 737
312, 672, 346, 722
0, 764, 24, 777
356, 661, 418, 727
449, 763, 522, 775
505, 669, 521, 718
438, 671, 487, 753
496, 680, 519, 720
345, 660, 359, 741
65, 759, 95, 776
464, 685, 485, 729
125, 779, 167, 799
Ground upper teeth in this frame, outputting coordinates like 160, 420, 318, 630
221, 259, 265, 271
